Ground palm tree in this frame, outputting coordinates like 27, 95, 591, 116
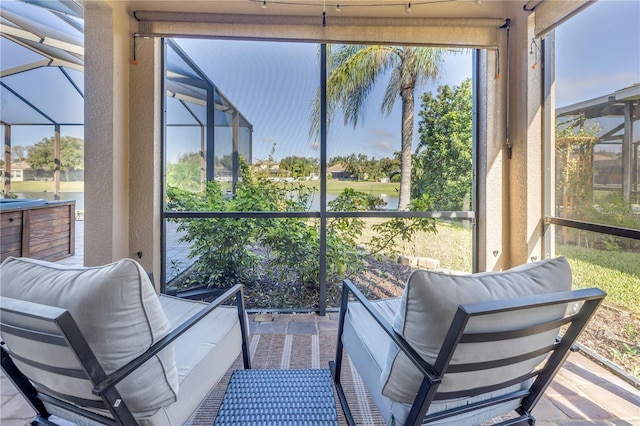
312, 45, 447, 210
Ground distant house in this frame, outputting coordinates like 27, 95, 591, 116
9, 161, 31, 182
593, 154, 621, 186
7, 161, 84, 182
593, 153, 640, 189
252, 160, 280, 174
327, 163, 346, 179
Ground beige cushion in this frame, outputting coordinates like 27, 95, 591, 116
380, 256, 572, 403
0, 257, 179, 414
144, 296, 244, 425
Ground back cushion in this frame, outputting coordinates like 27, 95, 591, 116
380, 256, 572, 403
0, 257, 179, 414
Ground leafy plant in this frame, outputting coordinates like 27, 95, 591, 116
625, 323, 638, 343
368, 194, 437, 257
611, 343, 639, 362
167, 161, 439, 308
571, 193, 640, 251
166, 181, 260, 287
413, 79, 473, 211
27, 135, 84, 181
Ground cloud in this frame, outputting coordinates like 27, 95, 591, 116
371, 128, 394, 139
367, 128, 396, 155
371, 140, 394, 152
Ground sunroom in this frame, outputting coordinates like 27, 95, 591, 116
1, 0, 639, 424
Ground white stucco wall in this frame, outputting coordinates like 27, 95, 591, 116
476, 44, 509, 272
129, 37, 162, 284
84, 1, 162, 287
506, 6, 546, 266
84, 1, 133, 266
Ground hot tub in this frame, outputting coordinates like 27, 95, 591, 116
1, 198, 76, 262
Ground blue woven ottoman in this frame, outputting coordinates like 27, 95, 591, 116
214, 369, 339, 425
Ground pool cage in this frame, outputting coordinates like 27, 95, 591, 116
164, 39, 253, 195
162, 39, 253, 284
1, 0, 85, 200
555, 84, 640, 209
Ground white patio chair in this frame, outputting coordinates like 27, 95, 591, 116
0, 257, 251, 425
331, 256, 605, 425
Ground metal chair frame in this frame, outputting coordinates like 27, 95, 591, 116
330, 279, 605, 426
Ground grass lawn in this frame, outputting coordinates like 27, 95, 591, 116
298, 180, 399, 196
357, 218, 639, 314
9, 181, 84, 192
557, 245, 640, 314
356, 218, 473, 273
217, 180, 399, 198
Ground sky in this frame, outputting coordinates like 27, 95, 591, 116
555, 0, 640, 107
164, 0, 640, 162
2, 0, 639, 163
171, 39, 472, 162
166, 0, 640, 161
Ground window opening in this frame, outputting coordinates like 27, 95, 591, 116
162, 38, 477, 314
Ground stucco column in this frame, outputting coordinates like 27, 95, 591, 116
476, 40, 509, 272
84, 1, 132, 266
129, 37, 162, 285
506, 9, 545, 265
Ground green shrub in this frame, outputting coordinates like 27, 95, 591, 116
166, 160, 362, 294
166, 162, 438, 307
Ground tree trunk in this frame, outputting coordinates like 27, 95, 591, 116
398, 88, 414, 210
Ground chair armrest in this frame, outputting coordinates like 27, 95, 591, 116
93, 284, 246, 396
341, 279, 440, 383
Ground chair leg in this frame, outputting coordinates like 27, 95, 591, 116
31, 416, 60, 426
329, 282, 356, 426
494, 413, 535, 425
329, 360, 356, 426
236, 286, 251, 369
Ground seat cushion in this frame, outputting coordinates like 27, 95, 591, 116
140, 296, 244, 425
380, 256, 572, 403
0, 257, 179, 414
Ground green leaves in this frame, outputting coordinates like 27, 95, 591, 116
312, 44, 449, 210
167, 162, 442, 307
413, 78, 473, 211
166, 163, 362, 293
27, 136, 84, 174
166, 152, 203, 192
368, 194, 437, 257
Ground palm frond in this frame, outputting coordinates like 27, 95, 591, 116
381, 66, 401, 116
327, 45, 397, 128
309, 45, 449, 138
409, 47, 448, 88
